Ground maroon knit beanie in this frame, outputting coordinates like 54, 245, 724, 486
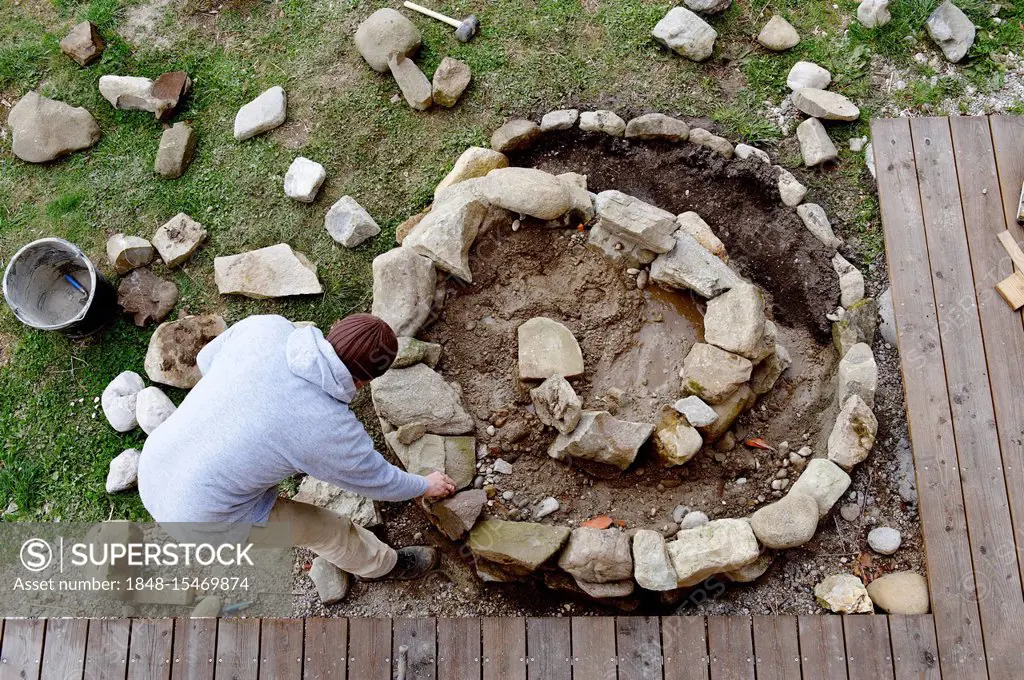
326, 314, 398, 382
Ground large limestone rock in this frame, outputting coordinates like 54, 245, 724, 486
653, 406, 703, 467
703, 284, 766, 359
389, 55, 432, 111
548, 410, 654, 473
102, 371, 145, 432
106, 234, 155, 275
214, 244, 322, 298
926, 2, 975, 63
432, 57, 471, 108
8, 91, 101, 163
99, 73, 190, 119
429, 489, 486, 540
386, 432, 446, 476
233, 86, 287, 141
135, 386, 176, 435
579, 110, 627, 136
815, 574, 873, 614
625, 113, 689, 142
652, 7, 717, 62
666, 518, 760, 587
837, 343, 877, 408
789, 459, 851, 518
827, 394, 877, 470
480, 168, 571, 220
106, 449, 142, 493
60, 21, 104, 66
594, 190, 676, 253
676, 212, 727, 262
689, 128, 734, 158
540, 109, 578, 131
354, 8, 422, 73
833, 298, 877, 357
153, 213, 207, 268
632, 529, 678, 591
145, 315, 226, 388
587, 225, 658, 270
558, 528, 633, 585
434, 147, 508, 199
518, 317, 584, 380
867, 572, 929, 614
797, 117, 838, 167
371, 363, 473, 435
530, 376, 582, 435
117, 268, 178, 326
787, 61, 831, 91
293, 476, 381, 527
371, 247, 435, 337
467, 519, 570, 581
650, 230, 742, 298
750, 491, 819, 549
490, 119, 541, 153
857, 0, 891, 28
758, 15, 800, 51
832, 253, 865, 308
796, 203, 842, 253
680, 343, 752, 404
403, 181, 488, 282
792, 88, 860, 122
325, 196, 380, 247
155, 122, 197, 179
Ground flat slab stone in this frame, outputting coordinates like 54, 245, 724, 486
389, 55, 432, 111
666, 518, 760, 586
680, 342, 753, 404
155, 122, 196, 179
595, 190, 677, 253
371, 247, 435, 337
467, 519, 570, 580
9, 91, 101, 163
548, 410, 654, 473
429, 489, 486, 539
293, 476, 382, 527
792, 88, 860, 121
325, 196, 380, 247
517, 317, 584, 380
650, 229, 742, 298
703, 284, 766, 359
153, 213, 207, 267
371, 363, 474, 435
234, 86, 287, 141
214, 243, 322, 298
145, 314, 226, 388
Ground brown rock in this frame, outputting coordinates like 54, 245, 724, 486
144, 314, 226, 388
432, 57, 471, 107
117, 269, 179, 326
491, 119, 541, 153
60, 22, 104, 67
428, 489, 486, 540
154, 122, 196, 179
395, 211, 428, 245
151, 71, 192, 119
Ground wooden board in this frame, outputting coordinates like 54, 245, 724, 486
662, 616, 709, 680
751, 615, 800, 680
996, 272, 1024, 310
998, 231, 1024, 270
798, 616, 847, 680
347, 618, 390, 680
525, 617, 569, 680
217, 618, 261, 680
0, 618, 44, 680
84, 618, 130, 680
481, 617, 525, 680
437, 618, 480, 680
707, 616, 754, 680
128, 619, 173, 680
570, 616, 617, 680
393, 617, 436, 680
844, 616, 894, 680
617, 616, 663, 680
872, 116, 987, 680
888, 615, 940, 680
912, 116, 1024, 679
991, 116, 1024, 231
303, 618, 347, 680
172, 618, 217, 680
41, 619, 88, 680
260, 619, 303, 679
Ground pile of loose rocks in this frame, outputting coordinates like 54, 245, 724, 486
359, 110, 925, 614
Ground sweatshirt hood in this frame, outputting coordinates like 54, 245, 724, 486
285, 326, 357, 403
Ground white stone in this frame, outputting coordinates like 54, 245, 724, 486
325, 196, 380, 247
838, 342, 877, 408
548, 411, 654, 472
735, 143, 770, 164
684, 0, 731, 13
789, 458, 852, 518
371, 247, 435, 336
214, 244, 322, 298
389, 55, 432, 111
878, 287, 897, 346
815, 573, 873, 613
293, 476, 382, 527
98, 75, 178, 116
787, 61, 831, 91
531, 375, 583, 435
234, 86, 287, 141
926, 1, 975, 63
792, 88, 860, 121
680, 343, 752, 404
106, 448, 141, 493
758, 16, 800, 51
666, 518, 760, 586
135, 386, 176, 435
518, 317, 584, 380
434, 147, 508, 199
534, 497, 560, 519
672, 395, 719, 427
797, 117, 838, 167
750, 491, 819, 549
309, 556, 351, 605
595, 190, 677, 253
867, 527, 902, 555
832, 253, 865, 307
651, 230, 742, 298
153, 213, 207, 268
101, 371, 145, 432
679, 511, 709, 530
865, 142, 876, 179
371, 363, 474, 435
106, 234, 155, 275
283, 157, 326, 202
652, 7, 718, 62
541, 109, 579, 132
776, 167, 807, 207
676, 211, 727, 261
480, 167, 571, 220
703, 284, 766, 359
354, 8, 422, 73
827, 394, 877, 470
579, 110, 627, 136
796, 203, 842, 252
632, 529, 679, 591
857, 0, 891, 28
403, 180, 488, 282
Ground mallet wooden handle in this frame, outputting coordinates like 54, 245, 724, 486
404, 1, 461, 29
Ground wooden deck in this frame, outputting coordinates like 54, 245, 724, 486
0, 614, 942, 679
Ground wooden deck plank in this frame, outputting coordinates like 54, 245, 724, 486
871, 116, 987, 680
437, 618, 479, 680
888, 615, 940, 680
481, 617, 525, 680
393, 617, 436, 680
662, 616, 709, 680
260, 619, 303, 679
84, 618, 130, 680
525, 617, 570, 680
570, 616, 617, 680
128, 619, 173, 680
41, 619, 88, 680
216, 618, 261, 680
617, 615, 663, 680
990, 116, 1024, 231
798, 616, 847, 680
347, 618, 390, 680
751, 615, 800, 680
707, 616, 754, 680
844, 616, 894, 680
303, 618, 346, 680
911, 116, 1024, 678
0, 618, 44, 680
172, 617, 217, 680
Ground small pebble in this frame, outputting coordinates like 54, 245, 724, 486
840, 503, 861, 522
797, 446, 812, 457
867, 527, 902, 555
672, 504, 690, 524
679, 511, 709, 530
501, 490, 515, 501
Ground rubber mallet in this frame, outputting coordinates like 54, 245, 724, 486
403, 1, 480, 42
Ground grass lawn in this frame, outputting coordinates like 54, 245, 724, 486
1, 0, 1021, 523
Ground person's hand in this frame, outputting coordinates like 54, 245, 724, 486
422, 471, 457, 498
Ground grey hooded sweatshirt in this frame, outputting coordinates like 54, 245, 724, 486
138, 314, 428, 524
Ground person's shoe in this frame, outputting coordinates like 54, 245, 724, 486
366, 546, 438, 581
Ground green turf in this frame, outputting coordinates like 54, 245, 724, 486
0, 0, 1020, 522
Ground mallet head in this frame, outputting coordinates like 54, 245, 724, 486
454, 14, 480, 42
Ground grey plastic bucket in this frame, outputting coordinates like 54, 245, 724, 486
3, 238, 117, 338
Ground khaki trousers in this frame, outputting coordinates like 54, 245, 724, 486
262, 498, 397, 578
